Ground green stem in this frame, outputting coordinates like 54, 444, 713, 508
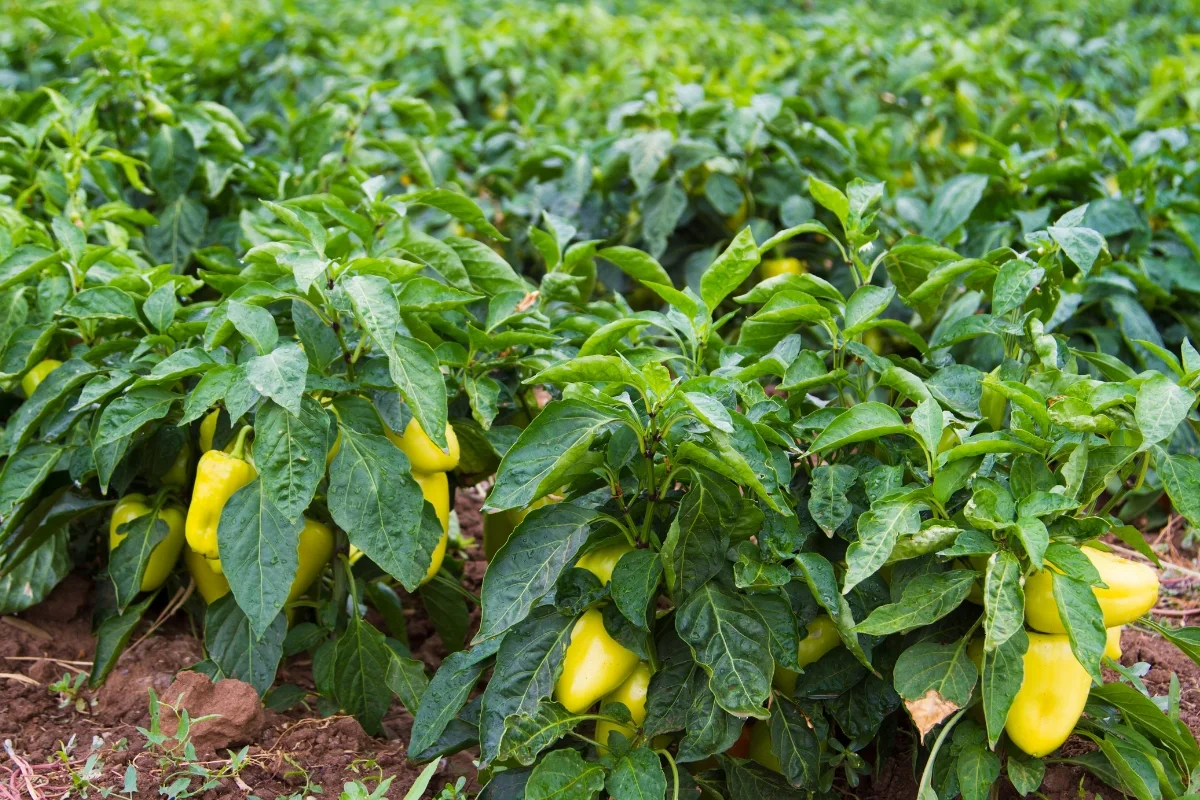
229, 425, 252, 460
657, 748, 681, 800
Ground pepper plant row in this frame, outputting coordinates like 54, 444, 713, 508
3, 1, 1200, 799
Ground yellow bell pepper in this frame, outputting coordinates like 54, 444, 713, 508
198, 409, 220, 453
1000, 632, 1093, 758
482, 494, 561, 560
1025, 546, 1158, 633
937, 428, 960, 455
415, 470, 451, 585
109, 494, 187, 592
21, 359, 61, 397
575, 541, 634, 585
759, 257, 806, 281
980, 367, 1006, 431
186, 517, 333, 605
185, 545, 230, 603
386, 418, 460, 473
184, 427, 256, 561
595, 662, 651, 751
553, 607, 640, 713
161, 439, 191, 487
748, 721, 781, 772
773, 615, 842, 696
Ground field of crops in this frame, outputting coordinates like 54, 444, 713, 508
3, 0, 1200, 797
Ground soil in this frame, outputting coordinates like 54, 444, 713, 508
1, 488, 1198, 799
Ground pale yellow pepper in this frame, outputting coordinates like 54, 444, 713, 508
553, 607, 640, 714
1025, 546, 1158, 633
109, 494, 186, 592
773, 615, 842, 696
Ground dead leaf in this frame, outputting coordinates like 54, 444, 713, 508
905, 689, 959, 741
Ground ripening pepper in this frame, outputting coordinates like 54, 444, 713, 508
748, 721, 781, 772
980, 367, 1006, 431
387, 418, 460, 473
575, 541, 634, 585
21, 359, 62, 397
185, 545, 230, 603
185, 427, 256, 563
185, 517, 335, 605
554, 607, 640, 713
995, 632, 1093, 758
595, 662, 651, 751
773, 615, 842, 696
415, 470, 450, 585
759, 257, 806, 281
109, 494, 186, 592
482, 493, 560, 560
1024, 546, 1159, 633
199, 409, 220, 453
1105, 626, 1123, 660
161, 439, 192, 487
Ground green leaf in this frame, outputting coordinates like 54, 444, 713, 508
381, 335, 448, 451
89, 592, 156, 688
699, 227, 760, 312
487, 401, 617, 512
770, 695, 822, 788
499, 700, 586, 765
0, 443, 63, 539
94, 387, 178, 446
598, 246, 673, 289
58, 286, 140, 322
420, 578, 469, 654
227, 300, 279, 355
1157, 451, 1200, 529
403, 189, 509, 241
611, 550, 663, 630
533, 355, 648, 393
844, 497, 926, 594
204, 593, 287, 695
180, 364, 238, 425
142, 283, 179, 333
791, 552, 874, 674
808, 402, 907, 454
894, 640, 977, 740
607, 747, 667, 800
1007, 750, 1045, 797
991, 260, 1044, 317
216, 478, 303, 640
1050, 572, 1106, 684
983, 551, 1024, 652
808, 176, 849, 229
3, 358, 99, 454
1049, 225, 1106, 273
135, 347, 216, 388
478, 606, 574, 763
843, 285, 895, 337
409, 640, 498, 757
245, 341, 308, 416
854, 570, 975, 635
675, 580, 772, 718
0, 526, 70, 614
328, 426, 440, 591
526, 748, 605, 800
333, 616, 394, 734
923, 174, 988, 240
108, 509, 169, 612
660, 474, 732, 594
445, 236, 526, 296
981, 627, 1026, 748
253, 397, 329, 520
807, 464, 857, 537
477, 503, 596, 641
956, 743, 1001, 800
1135, 374, 1195, 450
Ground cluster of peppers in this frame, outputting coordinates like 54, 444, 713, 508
23, 340, 462, 619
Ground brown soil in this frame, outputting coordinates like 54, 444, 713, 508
0, 488, 488, 799
2, 489, 1198, 799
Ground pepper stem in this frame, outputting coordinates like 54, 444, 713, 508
229, 425, 252, 460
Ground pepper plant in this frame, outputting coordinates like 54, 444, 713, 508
409, 181, 1200, 798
